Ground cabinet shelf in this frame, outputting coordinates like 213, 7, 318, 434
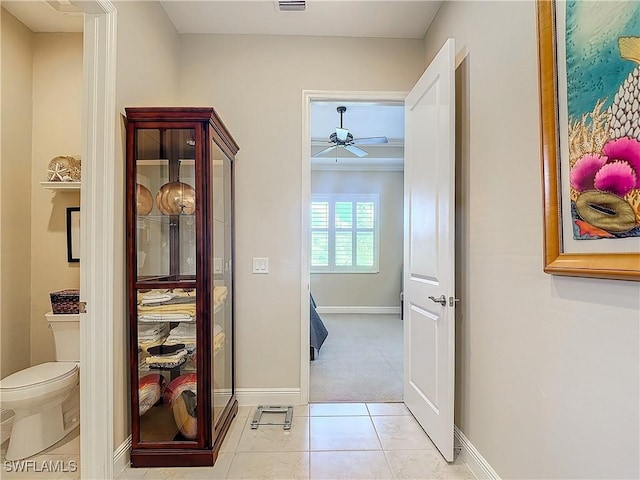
135, 275, 196, 285
40, 181, 81, 190
139, 360, 196, 373
137, 214, 196, 226
137, 159, 195, 166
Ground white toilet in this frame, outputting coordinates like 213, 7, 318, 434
0, 313, 80, 460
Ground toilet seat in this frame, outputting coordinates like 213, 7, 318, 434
0, 362, 78, 391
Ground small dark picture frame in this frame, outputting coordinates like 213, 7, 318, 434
66, 207, 80, 263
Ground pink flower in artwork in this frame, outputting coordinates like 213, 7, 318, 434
602, 137, 640, 188
570, 153, 608, 192
594, 161, 637, 197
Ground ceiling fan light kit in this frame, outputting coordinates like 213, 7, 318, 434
313, 106, 388, 158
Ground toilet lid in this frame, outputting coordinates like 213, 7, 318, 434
0, 362, 78, 390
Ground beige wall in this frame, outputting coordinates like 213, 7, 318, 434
310, 170, 403, 308
425, 2, 640, 478
113, 0, 181, 448
1, 9, 33, 378
30, 33, 83, 367
6, 5, 637, 477
1, 13, 83, 376
178, 33, 424, 390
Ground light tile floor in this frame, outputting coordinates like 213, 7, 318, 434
1, 404, 474, 479
1, 427, 80, 479
117, 403, 475, 480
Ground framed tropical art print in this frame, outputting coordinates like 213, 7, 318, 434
537, 0, 640, 281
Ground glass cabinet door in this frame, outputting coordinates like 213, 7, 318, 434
133, 126, 200, 444
135, 128, 197, 281
211, 138, 234, 430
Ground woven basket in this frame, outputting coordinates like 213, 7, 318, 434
50, 289, 80, 314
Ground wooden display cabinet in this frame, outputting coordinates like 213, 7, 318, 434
125, 107, 238, 467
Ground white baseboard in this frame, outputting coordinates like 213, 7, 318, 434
1, 409, 14, 445
236, 388, 302, 406
113, 435, 131, 477
454, 426, 500, 480
315, 306, 401, 315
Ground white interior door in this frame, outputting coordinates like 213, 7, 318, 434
403, 38, 456, 462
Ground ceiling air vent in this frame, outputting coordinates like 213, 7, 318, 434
276, 0, 306, 12
45, 0, 83, 14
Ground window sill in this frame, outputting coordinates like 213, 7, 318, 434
311, 270, 379, 274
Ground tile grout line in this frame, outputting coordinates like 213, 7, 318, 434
370, 413, 396, 480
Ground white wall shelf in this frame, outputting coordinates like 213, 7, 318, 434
40, 181, 81, 190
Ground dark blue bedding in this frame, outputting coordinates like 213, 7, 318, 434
310, 294, 328, 360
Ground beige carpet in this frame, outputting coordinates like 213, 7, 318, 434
310, 313, 403, 403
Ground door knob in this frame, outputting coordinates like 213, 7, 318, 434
428, 295, 447, 306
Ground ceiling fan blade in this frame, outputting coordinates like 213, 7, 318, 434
351, 136, 388, 145
344, 145, 368, 158
336, 128, 349, 142
313, 145, 337, 157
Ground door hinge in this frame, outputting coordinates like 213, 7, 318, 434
79, 302, 87, 314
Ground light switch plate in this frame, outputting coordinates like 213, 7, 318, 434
213, 258, 223, 274
252, 257, 269, 274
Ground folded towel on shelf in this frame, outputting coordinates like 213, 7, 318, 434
141, 292, 177, 305
165, 323, 196, 348
137, 303, 197, 316
138, 288, 195, 303
138, 313, 195, 322
167, 323, 197, 338
138, 289, 169, 303
140, 340, 166, 352
138, 323, 170, 351
145, 348, 188, 369
139, 336, 169, 352
150, 296, 196, 306
138, 322, 169, 339
144, 293, 196, 308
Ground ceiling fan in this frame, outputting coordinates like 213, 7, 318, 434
313, 106, 388, 158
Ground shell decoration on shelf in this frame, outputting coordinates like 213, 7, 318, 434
47, 155, 81, 182
136, 184, 154, 215
156, 181, 196, 215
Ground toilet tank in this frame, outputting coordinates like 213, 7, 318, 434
45, 312, 80, 362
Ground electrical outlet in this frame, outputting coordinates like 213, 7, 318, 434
252, 257, 269, 274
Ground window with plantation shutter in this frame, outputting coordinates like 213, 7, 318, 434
311, 194, 379, 273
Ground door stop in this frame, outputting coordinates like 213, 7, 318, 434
250, 405, 293, 430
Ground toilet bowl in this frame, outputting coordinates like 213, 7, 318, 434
0, 313, 80, 460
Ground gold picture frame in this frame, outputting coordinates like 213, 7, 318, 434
537, 0, 640, 281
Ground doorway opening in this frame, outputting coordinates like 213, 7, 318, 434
301, 93, 408, 404
302, 41, 458, 462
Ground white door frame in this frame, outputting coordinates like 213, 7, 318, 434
79, 2, 117, 478
300, 90, 407, 404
